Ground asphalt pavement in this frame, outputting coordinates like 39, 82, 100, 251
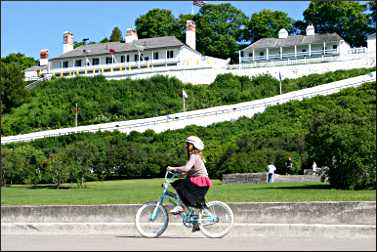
2, 234, 376, 251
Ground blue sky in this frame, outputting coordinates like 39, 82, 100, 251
1, 1, 311, 59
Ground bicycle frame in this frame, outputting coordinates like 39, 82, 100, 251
150, 170, 181, 221
150, 170, 218, 227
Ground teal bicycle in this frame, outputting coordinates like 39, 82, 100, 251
135, 170, 234, 238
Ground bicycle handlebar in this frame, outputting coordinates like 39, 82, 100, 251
164, 170, 182, 181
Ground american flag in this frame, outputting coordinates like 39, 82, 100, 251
193, 0, 205, 7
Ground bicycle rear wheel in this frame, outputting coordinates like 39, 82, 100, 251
199, 201, 234, 238
135, 201, 169, 238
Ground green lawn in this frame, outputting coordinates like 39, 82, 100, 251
1, 179, 375, 205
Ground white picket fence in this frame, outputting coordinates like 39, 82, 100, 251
2, 72, 375, 145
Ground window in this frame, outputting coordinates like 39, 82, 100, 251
333, 45, 337, 49
144, 56, 149, 61
126, 55, 130, 62
75, 60, 82, 67
248, 52, 253, 57
92, 58, 99, 65
134, 54, 139, 61
240, 51, 244, 57
121, 55, 125, 63
167, 50, 174, 59
153, 52, 159, 60
63, 61, 69, 68
259, 52, 264, 56
302, 49, 307, 52
106, 57, 112, 64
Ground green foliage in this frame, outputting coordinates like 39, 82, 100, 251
110, 26, 123, 42
367, 0, 376, 28
305, 83, 376, 189
1, 67, 374, 136
303, 0, 370, 47
135, 9, 180, 39
0, 53, 37, 70
176, 14, 195, 42
2, 81, 375, 190
248, 9, 294, 42
45, 152, 70, 188
195, 3, 248, 62
0, 62, 31, 114
1, 145, 45, 185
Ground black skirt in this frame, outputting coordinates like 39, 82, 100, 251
171, 178, 209, 209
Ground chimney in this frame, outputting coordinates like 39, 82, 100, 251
306, 24, 315, 36
278, 28, 288, 39
63, 31, 74, 53
186, 20, 196, 50
39, 49, 48, 66
125, 28, 138, 44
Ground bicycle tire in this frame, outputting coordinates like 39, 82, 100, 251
135, 201, 169, 238
199, 201, 234, 238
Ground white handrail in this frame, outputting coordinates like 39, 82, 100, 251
2, 72, 375, 145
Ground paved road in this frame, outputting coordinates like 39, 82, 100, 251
2, 234, 376, 251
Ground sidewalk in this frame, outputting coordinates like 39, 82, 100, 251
2, 201, 376, 237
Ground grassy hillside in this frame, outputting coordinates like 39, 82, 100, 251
1, 67, 374, 136
2, 81, 375, 189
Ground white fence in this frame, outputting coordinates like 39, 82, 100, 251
2, 72, 375, 145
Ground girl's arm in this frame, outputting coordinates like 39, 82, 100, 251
168, 154, 196, 173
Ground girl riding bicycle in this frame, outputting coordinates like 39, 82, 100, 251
167, 136, 213, 231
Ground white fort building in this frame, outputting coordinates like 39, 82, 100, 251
24, 23, 375, 84
24, 20, 227, 81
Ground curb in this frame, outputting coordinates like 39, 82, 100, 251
2, 223, 375, 238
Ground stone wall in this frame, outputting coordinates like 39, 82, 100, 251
222, 173, 267, 184
222, 173, 321, 184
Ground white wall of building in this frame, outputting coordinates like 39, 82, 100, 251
339, 40, 351, 56
177, 46, 202, 66
367, 37, 376, 54
106, 55, 375, 84
50, 47, 183, 70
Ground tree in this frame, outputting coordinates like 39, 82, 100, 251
367, 0, 376, 29
74, 40, 96, 49
64, 141, 99, 187
100, 37, 110, 43
0, 53, 37, 70
195, 3, 248, 62
248, 9, 294, 42
303, 0, 370, 47
110, 26, 123, 42
176, 14, 195, 42
0, 62, 30, 114
305, 85, 376, 189
1, 145, 45, 186
135, 9, 180, 39
45, 153, 70, 188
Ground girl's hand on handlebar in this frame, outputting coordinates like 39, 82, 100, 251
167, 166, 175, 171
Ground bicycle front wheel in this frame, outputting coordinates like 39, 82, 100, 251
135, 201, 169, 238
199, 201, 234, 238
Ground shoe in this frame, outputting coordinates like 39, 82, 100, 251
169, 205, 184, 215
192, 223, 200, 232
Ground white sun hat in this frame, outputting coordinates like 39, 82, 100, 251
186, 136, 204, 151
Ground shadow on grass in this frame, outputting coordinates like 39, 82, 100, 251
266, 184, 331, 190
27, 185, 74, 190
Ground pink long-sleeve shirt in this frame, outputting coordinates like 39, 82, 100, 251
173, 154, 213, 187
